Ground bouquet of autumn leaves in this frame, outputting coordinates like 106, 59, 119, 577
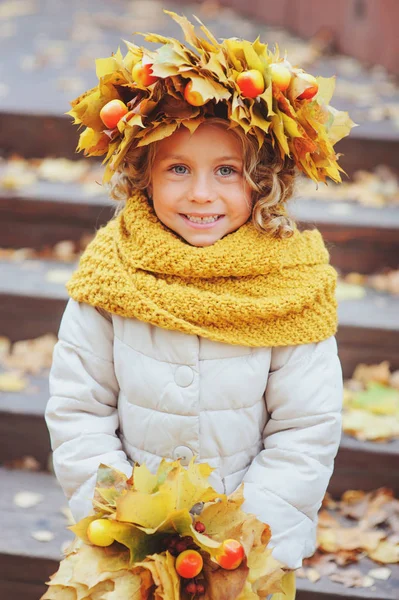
41, 459, 295, 600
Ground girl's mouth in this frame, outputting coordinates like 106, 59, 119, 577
180, 214, 225, 228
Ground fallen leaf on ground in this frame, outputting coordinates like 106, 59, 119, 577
14, 491, 44, 508
0, 371, 28, 392
368, 567, 391, 580
32, 530, 55, 542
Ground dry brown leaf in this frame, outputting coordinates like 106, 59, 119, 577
305, 568, 321, 583
3, 455, 40, 471
329, 569, 374, 588
353, 362, 391, 386
2, 334, 57, 374
368, 540, 399, 564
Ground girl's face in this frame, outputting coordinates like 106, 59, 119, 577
149, 122, 252, 247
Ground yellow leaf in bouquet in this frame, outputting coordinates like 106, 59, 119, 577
100, 571, 143, 599
133, 462, 159, 494
93, 463, 130, 500
116, 489, 175, 528
270, 571, 296, 600
236, 581, 261, 599
199, 486, 247, 542
41, 585, 77, 599
246, 546, 284, 595
175, 459, 223, 508
134, 551, 180, 600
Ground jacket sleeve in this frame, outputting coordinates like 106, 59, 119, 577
45, 299, 133, 522
241, 336, 343, 569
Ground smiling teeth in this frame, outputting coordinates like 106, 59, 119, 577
185, 215, 220, 223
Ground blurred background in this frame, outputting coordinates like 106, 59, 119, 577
0, 1, 398, 599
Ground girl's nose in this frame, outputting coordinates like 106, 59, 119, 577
188, 174, 217, 203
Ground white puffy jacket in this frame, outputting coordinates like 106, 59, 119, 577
45, 298, 343, 569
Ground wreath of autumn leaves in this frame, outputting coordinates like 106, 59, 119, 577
67, 10, 355, 186
41, 459, 295, 600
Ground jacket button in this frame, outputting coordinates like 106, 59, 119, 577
173, 446, 194, 466
174, 365, 194, 387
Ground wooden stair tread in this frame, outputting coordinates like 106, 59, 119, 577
0, 468, 72, 561
291, 197, 399, 230
0, 258, 74, 299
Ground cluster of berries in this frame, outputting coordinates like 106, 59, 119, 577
184, 579, 206, 596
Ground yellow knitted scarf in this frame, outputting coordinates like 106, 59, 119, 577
67, 189, 338, 347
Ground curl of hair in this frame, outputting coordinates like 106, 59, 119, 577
108, 117, 297, 238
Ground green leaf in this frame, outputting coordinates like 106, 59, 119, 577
352, 382, 399, 416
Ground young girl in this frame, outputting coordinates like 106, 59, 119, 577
45, 11, 353, 571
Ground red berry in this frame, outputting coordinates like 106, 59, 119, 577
176, 540, 188, 553
183, 536, 193, 544
197, 582, 205, 594
185, 581, 197, 594
194, 522, 206, 534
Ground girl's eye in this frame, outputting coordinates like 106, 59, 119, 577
218, 166, 236, 176
170, 165, 188, 175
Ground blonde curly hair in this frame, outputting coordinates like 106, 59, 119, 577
108, 117, 297, 238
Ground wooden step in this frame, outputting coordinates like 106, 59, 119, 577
336, 289, 399, 377
0, 181, 113, 250
292, 198, 399, 274
2, 181, 398, 274
1, 257, 398, 376
0, 259, 71, 342
0, 468, 397, 600
0, 468, 73, 600
330, 434, 399, 497
0, 372, 50, 469
1, 360, 398, 491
